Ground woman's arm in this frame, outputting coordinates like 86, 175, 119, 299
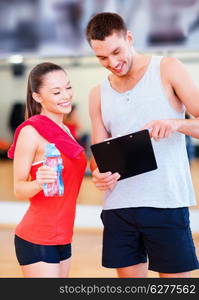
13, 125, 57, 200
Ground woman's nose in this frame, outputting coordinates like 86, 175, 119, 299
63, 90, 72, 99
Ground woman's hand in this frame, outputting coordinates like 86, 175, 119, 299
36, 165, 57, 188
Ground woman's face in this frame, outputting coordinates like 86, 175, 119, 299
33, 70, 73, 115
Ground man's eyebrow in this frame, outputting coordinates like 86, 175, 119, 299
96, 47, 120, 58
96, 54, 106, 58
112, 47, 120, 53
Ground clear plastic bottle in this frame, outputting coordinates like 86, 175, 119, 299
43, 143, 64, 197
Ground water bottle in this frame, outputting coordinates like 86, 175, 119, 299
43, 143, 64, 197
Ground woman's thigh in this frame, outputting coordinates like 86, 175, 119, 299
21, 261, 60, 277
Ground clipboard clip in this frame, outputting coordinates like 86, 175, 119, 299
104, 134, 122, 144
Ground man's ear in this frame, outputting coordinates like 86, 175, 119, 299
126, 30, 133, 45
32, 92, 42, 103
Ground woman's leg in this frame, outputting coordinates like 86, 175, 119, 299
21, 262, 60, 278
59, 257, 71, 277
15, 236, 72, 277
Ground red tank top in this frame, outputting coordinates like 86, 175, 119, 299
8, 115, 87, 245
15, 151, 87, 245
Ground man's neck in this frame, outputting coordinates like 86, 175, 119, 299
108, 53, 152, 92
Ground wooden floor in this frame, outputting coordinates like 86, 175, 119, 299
1, 226, 199, 278
0, 158, 199, 277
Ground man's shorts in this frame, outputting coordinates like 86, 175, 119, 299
14, 235, 71, 266
101, 207, 199, 273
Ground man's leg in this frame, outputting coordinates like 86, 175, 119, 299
117, 262, 148, 278
101, 209, 148, 275
141, 208, 199, 276
159, 272, 190, 278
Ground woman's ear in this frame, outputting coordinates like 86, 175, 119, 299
32, 92, 42, 103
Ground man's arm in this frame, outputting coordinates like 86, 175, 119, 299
143, 57, 199, 140
88, 85, 109, 171
88, 85, 120, 190
169, 57, 199, 138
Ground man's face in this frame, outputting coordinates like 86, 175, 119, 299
90, 31, 133, 76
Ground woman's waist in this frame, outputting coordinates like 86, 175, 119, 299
20, 203, 76, 224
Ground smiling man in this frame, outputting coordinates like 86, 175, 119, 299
86, 12, 199, 278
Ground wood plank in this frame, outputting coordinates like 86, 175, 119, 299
0, 227, 199, 278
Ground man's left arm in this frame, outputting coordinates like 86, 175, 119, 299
143, 57, 199, 141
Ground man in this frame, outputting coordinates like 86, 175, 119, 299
86, 12, 199, 278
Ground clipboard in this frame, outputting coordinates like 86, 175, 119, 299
90, 129, 158, 180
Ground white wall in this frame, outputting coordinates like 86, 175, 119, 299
0, 56, 108, 142
0, 52, 199, 143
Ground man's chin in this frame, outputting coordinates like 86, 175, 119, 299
113, 70, 127, 77
112, 66, 128, 76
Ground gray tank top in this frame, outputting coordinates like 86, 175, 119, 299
100, 56, 196, 209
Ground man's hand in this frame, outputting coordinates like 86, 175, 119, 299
92, 168, 120, 191
142, 119, 180, 141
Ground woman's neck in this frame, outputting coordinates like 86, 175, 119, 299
40, 111, 63, 127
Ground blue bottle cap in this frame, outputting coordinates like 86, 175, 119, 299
45, 143, 61, 157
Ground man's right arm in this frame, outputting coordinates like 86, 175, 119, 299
88, 85, 120, 191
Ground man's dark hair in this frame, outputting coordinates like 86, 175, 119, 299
86, 12, 127, 45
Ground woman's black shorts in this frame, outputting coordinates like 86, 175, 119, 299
14, 235, 71, 266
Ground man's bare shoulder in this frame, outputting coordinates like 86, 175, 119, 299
89, 85, 101, 106
161, 56, 185, 73
89, 85, 100, 97
160, 56, 190, 83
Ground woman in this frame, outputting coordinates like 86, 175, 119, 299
7, 62, 87, 277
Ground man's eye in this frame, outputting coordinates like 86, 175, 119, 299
53, 92, 60, 95
66, 86, 72, 90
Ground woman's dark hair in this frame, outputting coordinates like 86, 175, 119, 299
26, 62, 65, 119
86, 12, 127, 45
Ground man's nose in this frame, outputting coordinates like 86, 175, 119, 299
108, 57, 118, 68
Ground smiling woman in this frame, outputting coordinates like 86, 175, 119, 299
6, 62, 87, 278
26, 63, 73, 119
34, 71, 73, 115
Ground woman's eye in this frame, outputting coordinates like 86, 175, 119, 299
53, 92, 60, 95
66, 86, 72, 90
